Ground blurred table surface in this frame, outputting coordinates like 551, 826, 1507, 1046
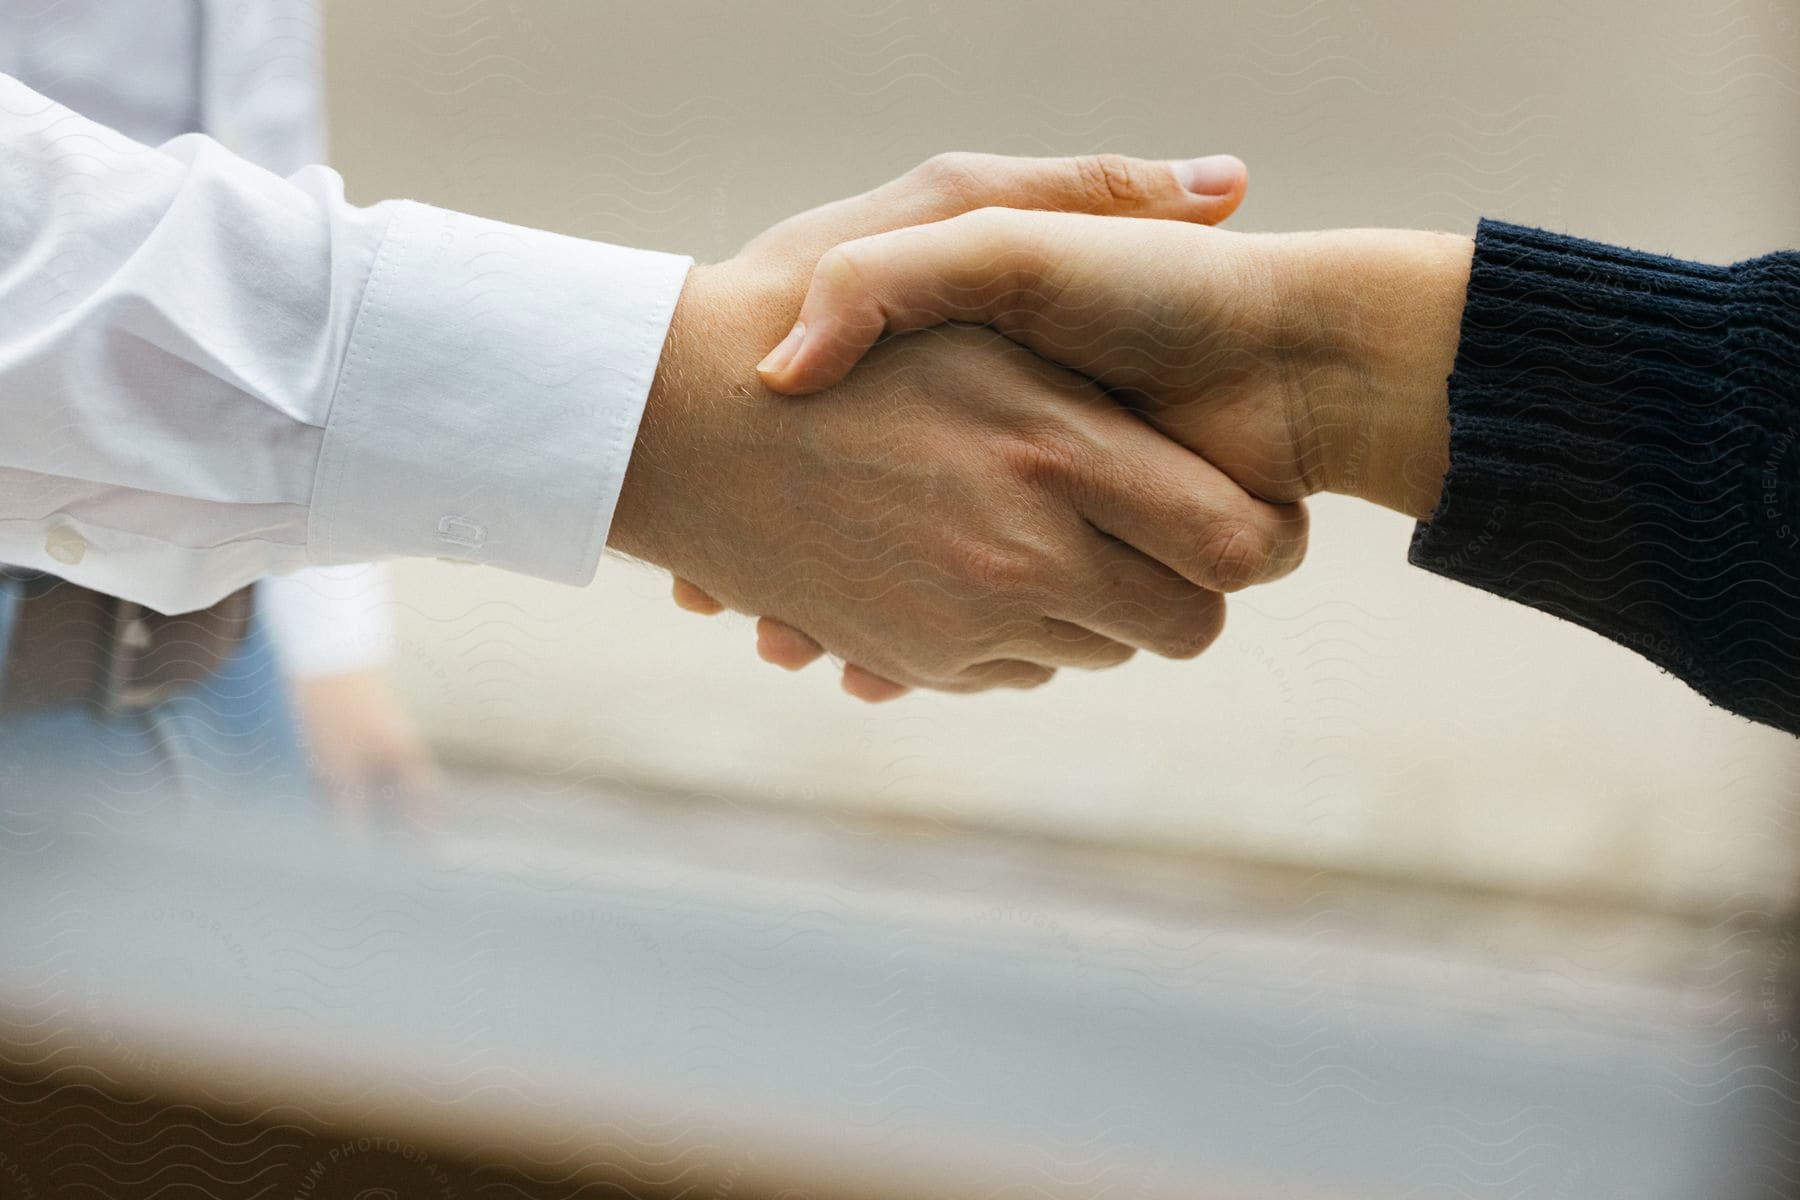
1, 768, 1794, 1199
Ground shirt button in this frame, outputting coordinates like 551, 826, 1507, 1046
44, 525, 87, 566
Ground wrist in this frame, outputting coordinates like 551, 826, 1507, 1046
609, 260, 795, 573
610, 262, 734, 566
1301, 230, 1472, 519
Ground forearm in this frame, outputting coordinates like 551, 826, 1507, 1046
1294, 229, 1471, 519
0, 71, 687, 614
1309, 220, 1800, 734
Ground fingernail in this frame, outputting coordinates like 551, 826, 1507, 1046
1171, 154, 1244, 196
757, 322, 805, 375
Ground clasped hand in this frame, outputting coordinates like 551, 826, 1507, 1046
612, 155, 1470, 700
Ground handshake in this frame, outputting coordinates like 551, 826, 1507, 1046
609, 152, 1475, 701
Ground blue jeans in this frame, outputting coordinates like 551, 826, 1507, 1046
0, 578, 311, 819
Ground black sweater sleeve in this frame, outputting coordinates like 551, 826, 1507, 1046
1408, 219, 1800, 735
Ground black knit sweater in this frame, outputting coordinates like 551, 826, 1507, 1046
1409, 220, 1800, 735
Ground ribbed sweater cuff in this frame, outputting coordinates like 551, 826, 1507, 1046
1409, 219, 1800, 733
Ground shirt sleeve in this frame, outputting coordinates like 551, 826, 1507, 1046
1409, 218, 1800, 735
0, 72, 690, 615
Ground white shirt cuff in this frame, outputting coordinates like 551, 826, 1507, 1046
308, 200, 691, 585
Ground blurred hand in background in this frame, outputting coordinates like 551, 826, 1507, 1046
293, 667, 441, 831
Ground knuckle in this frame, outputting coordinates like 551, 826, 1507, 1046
1077, 153, 1147, 208
814, 240, 870, 293
995, 431, 1087, 492
1269, 505, 1311, 580
945, 539, 1045, 598
1161, 597, 1227, 660
1203, 520, 1276, 592
913, 151, 983, 208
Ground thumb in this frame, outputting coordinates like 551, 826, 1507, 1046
758, 207, 1054, 395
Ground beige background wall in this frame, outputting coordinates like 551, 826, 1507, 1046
323, 0, 1800, 914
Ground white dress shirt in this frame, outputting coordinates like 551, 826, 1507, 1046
0, 0, 692, 626
0, 0, 393, 678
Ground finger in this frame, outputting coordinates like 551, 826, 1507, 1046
941, 659, 1058, 694
754, 608, 1102, 694
756, 617, 909, 698
758, 208, 1254, 398
749, 152, 1246, 264
842, 664, 912, 703
841, 620, 1132, 694
879, 151, 1247, 228
672, 576, 726, 615
1058, 539, 1231, 660
1000, 618, 1138, 670
1079, 410, 1311, 593
757, 207, 1051, 392
833, 654, 1054, 696
757, 617, 827, 670
758, 206, 1187, 395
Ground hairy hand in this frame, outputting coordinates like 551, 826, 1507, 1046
609, 158, 1308, 696
763, 212, 1472, 519
747, 214, 1473, 693
294, 668, 440, 831
635, 152, 1282, 699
